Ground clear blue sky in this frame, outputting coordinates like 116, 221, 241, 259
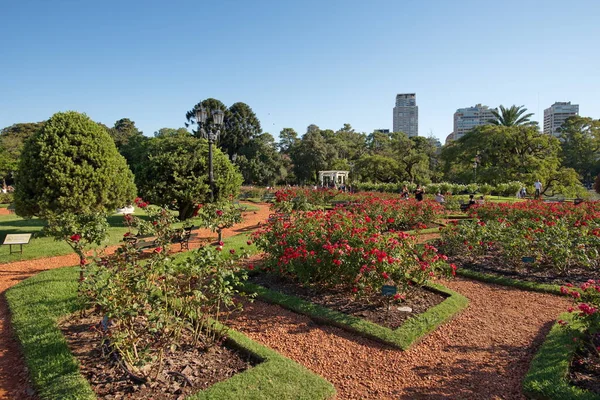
2, 0, 599, 143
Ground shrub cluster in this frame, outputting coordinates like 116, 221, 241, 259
352, 181, 526, 197
560, 280, 599, 360
439, 201, 600, 274
253, 207, 453, 298
82, 205, 250, 381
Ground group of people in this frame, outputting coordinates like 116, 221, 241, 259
517, 180, 543, 199
400, 185, 425, 202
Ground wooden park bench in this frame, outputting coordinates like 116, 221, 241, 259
172, 226, 198, 251
3, 233, 32, 254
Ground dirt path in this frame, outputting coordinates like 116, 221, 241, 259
0, 202, 272, 400
229, 277, 570, 400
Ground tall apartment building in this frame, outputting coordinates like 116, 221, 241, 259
452, 104, 496, 140
543, 102, 579, 137
393, 93, 418, 137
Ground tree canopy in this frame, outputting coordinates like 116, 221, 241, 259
559, 116, 600, 184
14, 111, 136, 218
134, 135, 242, 220
488, 105, 536, 127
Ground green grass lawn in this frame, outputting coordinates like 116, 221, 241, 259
0, 208, 260, 264
6, 254, 335, 399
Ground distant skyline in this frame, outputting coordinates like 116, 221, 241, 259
1, 0, 599, 142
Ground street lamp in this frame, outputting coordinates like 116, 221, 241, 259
195, 107, 224, 202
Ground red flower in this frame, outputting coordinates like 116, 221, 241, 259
154, 247, 163, 253
248, 265, 255, 271
216, 210, 224, 216
230, 249, 236, 255
352, 287, 358, 293
70, 234, 81, 242
216, 246, 223, 251
247, 240, 253, 246
381, 272, 389, 279
218, 241, 224, 246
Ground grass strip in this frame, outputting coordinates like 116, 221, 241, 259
457, 268, 563, 296
243, 281, 468, 350
523, 312, 600, 400
6, 267, 335, 400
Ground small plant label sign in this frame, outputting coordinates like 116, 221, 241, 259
521, 256, 535, 263
381, 285, 397, 296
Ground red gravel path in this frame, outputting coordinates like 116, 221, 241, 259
0, 203, 271, 400
229, 277, 570, 400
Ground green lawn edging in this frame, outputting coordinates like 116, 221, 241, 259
243, 281, 468, 350
523, 312, 600, 400
6, 267, 336, 400
457, 268, 563, 295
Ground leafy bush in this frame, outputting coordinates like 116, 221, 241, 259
15, 111, 136, 218
253, 207, 453, 298
0, 192, 13, 204
560, 280, 600, 361
83, 206, 250, 380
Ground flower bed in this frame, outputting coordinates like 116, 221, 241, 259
253, 207, 454, 297
438, 201, 600, 281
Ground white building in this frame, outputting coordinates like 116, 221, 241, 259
543, 102, 579, 137
393, 93, 418, 137
452, 104, 496, 140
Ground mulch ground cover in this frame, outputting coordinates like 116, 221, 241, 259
60, 313, 257, 400
570, 334, 600, 395
248, 273, 446, 329
451, 253, 599, 286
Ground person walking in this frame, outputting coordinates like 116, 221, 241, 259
534, 179, 542, 199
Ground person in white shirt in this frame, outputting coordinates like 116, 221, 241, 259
434, 193, 445, 203
534, 180, 542, 199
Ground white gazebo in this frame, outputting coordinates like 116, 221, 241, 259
318, 170, 349, 187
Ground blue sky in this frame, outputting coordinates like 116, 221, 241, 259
1, 0, 599, 142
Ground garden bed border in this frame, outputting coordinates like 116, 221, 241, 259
523, 312, 600, 400
457, 268, 563, 296
242, 281, 468, 350
6, 266, 336, 400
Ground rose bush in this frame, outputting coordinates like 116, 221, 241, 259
560, 280, 600, 359
439, 201, 600, 274
253, 207, 453, 298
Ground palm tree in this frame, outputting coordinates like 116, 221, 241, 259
488, 105, 536, 127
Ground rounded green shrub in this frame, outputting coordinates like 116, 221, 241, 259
15, 111, 136, 217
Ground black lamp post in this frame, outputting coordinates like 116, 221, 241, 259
195, 107, 224, 202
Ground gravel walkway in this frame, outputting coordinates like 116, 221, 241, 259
229, 277, 569, 400
0, 203, 270, 400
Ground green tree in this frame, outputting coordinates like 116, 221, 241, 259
488, 105, 536, 127
559, 116, 600, 184
185, 98, 228, 137
222, 102, 262, 157
278, 128, 299, 154
14, 111, 136, 218
154, 127, 191, 138
135, 135, 242, 220
440, 125, 581, 194
236, 133, 286, 186
366, 130, 393, 156
290, 126, 331, 183
391, 133, 435, 183
0, 122, 45, 185
111, 118, 144, 149
353, 155, 399, 183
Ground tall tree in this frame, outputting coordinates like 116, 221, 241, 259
236, 133, 286, 185
14, 112, 136, 218
222, 102, 261, 157
559, 116, 600, 184
278, 128, 299, 154
154, 127, 191, 138
391, 133, 434, 183
290, 126, 330, 183
488, 105, 536, 127
185, 99, 261, 157
440, 125, 580, 194
111, 118, 144, 148
353, 155, 399, 183
0, 122, 45, 184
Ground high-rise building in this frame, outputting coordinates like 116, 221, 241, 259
393, 93, 418, 137
374, 129, 390, 134
452, 104, 496, 140
543, 102, 579, 137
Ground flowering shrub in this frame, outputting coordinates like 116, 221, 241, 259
196, 202, 242, 242
439, 201, 600, 274
83, 205, 250, 381
253, 207, 453, 298
560, 280, 600, 359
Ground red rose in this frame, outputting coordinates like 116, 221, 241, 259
154, 247, 163, 253
70, 234, 81, 242
247, 240, 252, 246
218, 241, 224, 246
216, 210, 224, 216
230, 249, 236, 254
248, 265, 255, 271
